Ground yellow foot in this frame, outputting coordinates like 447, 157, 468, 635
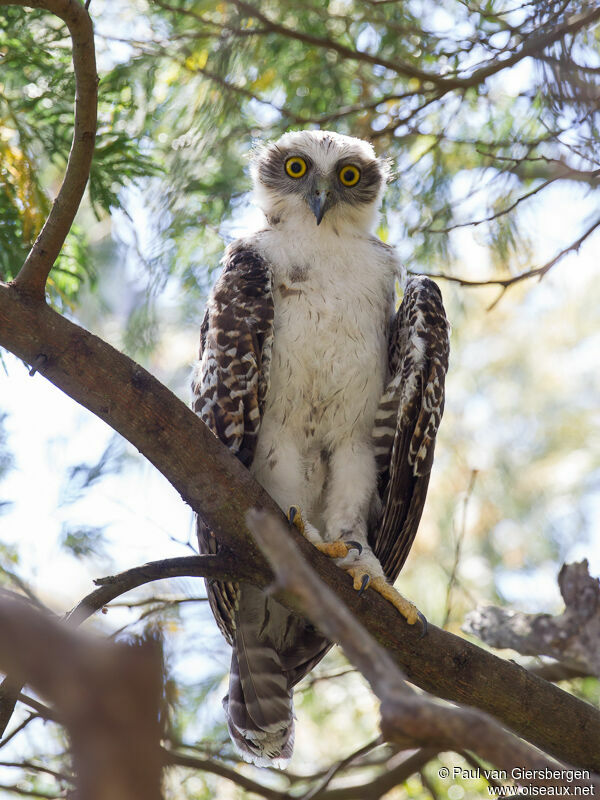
287, 508, 361, 557
347, 568, 427, 635
315, 541, 353, 558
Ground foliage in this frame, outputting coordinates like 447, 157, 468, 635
0, 6, 159, 309
100, 0, 600, 288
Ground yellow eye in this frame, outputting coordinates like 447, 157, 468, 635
339, 164, 361, 186
285, 156, 307, 178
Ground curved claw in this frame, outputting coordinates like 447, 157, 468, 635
344, 540, 363, 555
287, 506, 299, 524
416, 610, 428, 638
357, 573, 370, 596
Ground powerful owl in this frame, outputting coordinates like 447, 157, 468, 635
192, 130, 449, 765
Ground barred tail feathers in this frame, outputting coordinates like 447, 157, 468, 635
224, 591, 295, 767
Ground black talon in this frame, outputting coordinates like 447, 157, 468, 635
357, 574, 370, 596
288, 507, 297, 524
28, 354, 47, 377
417, 611, 428, 638
345, 540, 363, 555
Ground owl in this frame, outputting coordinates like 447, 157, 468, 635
192, 130, 449, 765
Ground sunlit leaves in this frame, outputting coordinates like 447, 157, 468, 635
1, 8, 160, 305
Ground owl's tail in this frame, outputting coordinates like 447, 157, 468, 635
224, 632, 294, 767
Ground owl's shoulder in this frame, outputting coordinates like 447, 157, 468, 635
368, 235, 405, 283
209, 235, 274, 304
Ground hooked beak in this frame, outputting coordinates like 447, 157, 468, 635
307, 182, 333, 226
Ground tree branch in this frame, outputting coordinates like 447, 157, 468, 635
0, 595, 164, 800
464, 560, 600, 677
227, 0, 451, 88
165, 743, 439, 800
527, 662, 594, 682
246, 509, 600, 790
318, 749, 437, 800
426, 177, 560, 234
1, 283, 600, 769
226, 1, 600, 94
66, 554, 243, 626
413, 212, 600, 302
163, 749, 288, 800
0, 0, 97, 300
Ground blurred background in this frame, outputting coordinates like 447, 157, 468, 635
1, 0, 599, 797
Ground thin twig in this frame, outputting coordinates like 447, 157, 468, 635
0, 760, 72, 783
227, 1, 600, 94
426, 177, 560, 234
299, 737, 382, 800
527, 662, 593, 682
419, 768, 441, 800
108, 595, 209, 609
413, 213, 600, 301
460, 751, 505, 792
162, 748, 288, 800
298, 666, 357, 692
0, 714, 40, 750
0, 783, 61, 799
66, 554, 243, 626
443, 470, 478, 627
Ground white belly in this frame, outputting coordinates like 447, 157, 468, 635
250, 226, 397, 523
268, 275, 388, 446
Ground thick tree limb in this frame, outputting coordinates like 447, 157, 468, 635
0, 0, 97, 300
1, 282, 600, 770
246, 510, 600, 791
464, 561, 600, 677
0, 595, 163, 800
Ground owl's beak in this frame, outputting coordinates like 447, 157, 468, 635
308, 182, 333, 225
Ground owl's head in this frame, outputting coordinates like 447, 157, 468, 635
251, 130, 390, 233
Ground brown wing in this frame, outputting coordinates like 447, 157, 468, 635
192, 240, 274, 643
192, 240, 274, 467
371, 276, 450, 582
